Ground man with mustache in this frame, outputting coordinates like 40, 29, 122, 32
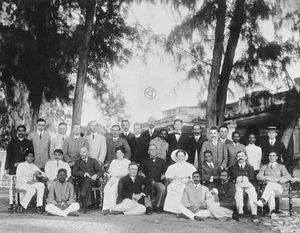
189, 124, 205, 169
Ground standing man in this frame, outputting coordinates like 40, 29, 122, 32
130, 123, 149, 164
219, 125, 234, 167
260, 126, 289, 167
166, 119, 190, 165
140, 144, 167, 213
50, 122, 68, 157
150, 128, 169, 160
228, 151, 258, 220
72, 147, 104, 213
246, 134, 262, 175
110, 162, 152, 215
62, 123, 89, 167
5, 125, 34, 209
200, 127, 228, 169
229, 131, 247, 167
141, 116, 159, 140
105, 124, 131, 165
28, 118, 51, 169
45, 168, 80, 217
189, 124, 205, 168
120, 119, 135, 152
87, 121, 107, 164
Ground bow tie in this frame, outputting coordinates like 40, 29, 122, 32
175, 132, 181, 135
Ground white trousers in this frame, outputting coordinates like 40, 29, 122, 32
177, 203, 211, 220
45, 203, 80, 217
111, 199, 146, 215
102, 178, 119, 210
17, 182, 45, 209
208, 202, 233, 219
261, 182, 283, 212
235, 186, 257, 215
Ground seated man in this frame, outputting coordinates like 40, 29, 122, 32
45, 149, 71, 184
45, 168, 80, 217
140, 144, 167, 214
16, 152, 45, 214
199, 150, 221, 190
177, 171, 233, 220
110, 162, 152, 215
72, 147, 104, 213
228, 151, 258, 220
255, 151, 292, 216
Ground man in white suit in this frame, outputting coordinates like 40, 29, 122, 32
50, 122, 68, 157
28, 118, 51, 169
86, 120, 107, 164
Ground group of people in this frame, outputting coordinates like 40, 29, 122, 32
4, 117, 293, 221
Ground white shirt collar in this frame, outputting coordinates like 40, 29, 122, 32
269, 161, 277, 166
17, 137, 24, 141
135, 134, 141, 138
219, 138, 226, 142
239, 162, 246, 168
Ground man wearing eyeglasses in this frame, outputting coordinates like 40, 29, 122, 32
28, 118, 51, 169
255, 151, 291, 217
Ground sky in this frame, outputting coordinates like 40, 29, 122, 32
81, 1, 300, 127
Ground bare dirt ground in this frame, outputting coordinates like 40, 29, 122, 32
0, 189, 275, 233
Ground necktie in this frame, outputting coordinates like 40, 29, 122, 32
271, 163, 273, 170
75, 137, 78, 141
92, 134, 95, 139
39, 133, 42, 139
62, 136, 64, 141
209, 163, 213, 169
57, 161, 59, 167
240, 165, 243, 169
150, 130, 152, 136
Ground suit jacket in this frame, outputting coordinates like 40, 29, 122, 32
228, 163, 255, 184
166, 132, 190, 164
50, 135, 69, 157
117, 174, 151, 204
120, 131, 135, 152
199, 162, 221, 190
130, 135, 149, 164
141, 128, 159, 140
200, 140, 228, 168
217, 181, 236, 211
62, 135, 89, 162
105, 137, 131, 164
221, 139, 234, 166
228, 142, 247, 167
140, 157, 167, 182
87, 133, 107, 163
256, 163, 292, 184
72, 157, 104, 178
188, 136, 205, 165
5, 137, 34, 175
28, 131, 51, 168
260, 139, 289, 166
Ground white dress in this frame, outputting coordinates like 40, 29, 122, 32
163, 161, 196, 213
102, 158, 131, 210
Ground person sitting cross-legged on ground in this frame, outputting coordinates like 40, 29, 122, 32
110, 162, 152, 215
16, 152, 46, 214
72, 146, 104, 213
228, 151, 258, 221
102, 146, 131, 215
255, 151, 292, 217
45, 168, 80, 217
177, 171, 234, 221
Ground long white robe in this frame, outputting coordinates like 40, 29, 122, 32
163, 161, 196, 213
102, 158, 131, 210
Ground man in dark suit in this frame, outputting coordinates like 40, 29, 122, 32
140, 144, 167, 213
189, 124, 205, 168
110, 162, 152, 215
217, 170, 236, 212
199, 150, 221, 190
229, 131, 247, 167
141, 116, 159, 140
120, 119, 135, 153
260, 126, 289, 167
166, 119, 190, 165
105, 124, 131, 165
130, 123, 149, 164
72, 147, 104, 213
219, 125, 234, 167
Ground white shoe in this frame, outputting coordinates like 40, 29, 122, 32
254, 200, 264, 208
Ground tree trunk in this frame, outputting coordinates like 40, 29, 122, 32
30, 104, 40, 132
72, 1, 96, 126
216, 0, 246, 127
205, 0, 226, 135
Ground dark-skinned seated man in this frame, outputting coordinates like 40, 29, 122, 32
72, 146, 104, 213
110, 162, 152, 215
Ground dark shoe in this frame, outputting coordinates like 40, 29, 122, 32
252, 215, 259, 222
79, 207, 89, 214
152, 206, 157, 213
8, 204, 13, 211
156, 207, 163, 214
145, 207, 152, 215
232, 213, 239, 221
194, 216, 204, 221
36, 206, 44, 214
176, 213, 189, 219
67, 211, 79, 217
109, 210, 123, 215
102, 209, 110, 216
17, 205, 25, 213
238, 214, 244, 219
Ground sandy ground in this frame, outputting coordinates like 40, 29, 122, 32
0, 191, 275, 233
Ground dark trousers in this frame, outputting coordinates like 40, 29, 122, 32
79, 178, 98, 208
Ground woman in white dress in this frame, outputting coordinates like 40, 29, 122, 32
102, 146, 131, 214
163, 149, 196, 214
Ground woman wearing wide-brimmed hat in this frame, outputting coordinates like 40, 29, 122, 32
163, 149, 196, 214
